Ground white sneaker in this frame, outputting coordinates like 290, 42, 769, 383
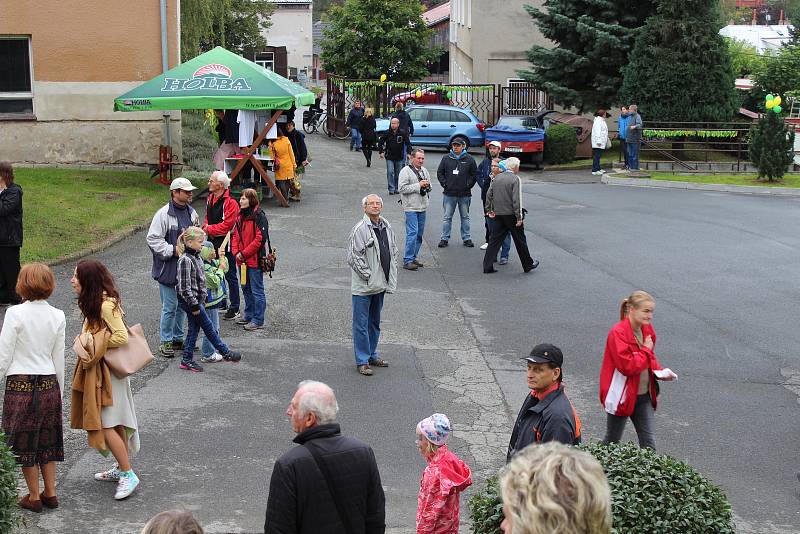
114, 471, 139, 500
599, 169, 606, 174
200, 352, 224, 363
94, 463, 121, 482
480, 243, 488, 250
591, 171, 601, 175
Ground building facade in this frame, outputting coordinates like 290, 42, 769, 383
1, 0, 181, 164
263, 0, 313, 82
449, 0, 548, 85
424, 1, 450, 80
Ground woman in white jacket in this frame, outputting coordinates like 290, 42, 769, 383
591, 110, 609, 176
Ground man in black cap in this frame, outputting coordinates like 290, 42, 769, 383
507, 343, 582, 461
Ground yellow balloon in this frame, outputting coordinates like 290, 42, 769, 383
380, 74, 387, 83
415, 90, 423, 98
774, 95, 782, 105
766, 99, 775, 109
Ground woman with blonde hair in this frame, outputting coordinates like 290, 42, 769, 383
360, 107, 378, 167
141, 509, 204, 534
599, 290, 677, 449
0, 263, 65, 513
499, 441, 611, 534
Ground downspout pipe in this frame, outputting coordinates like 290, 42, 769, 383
161, 0, 172, 148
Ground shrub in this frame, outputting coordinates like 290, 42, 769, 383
544, 124, 577, 165
182, 110, 216, 172
0, 434, 21, 532
749, 110, 795, 182
468, 442, 735, 534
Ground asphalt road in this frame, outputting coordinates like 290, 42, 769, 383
7, 134, 800, 533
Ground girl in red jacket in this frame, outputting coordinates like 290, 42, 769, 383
415, 413, 472, 534
231, 188, 265, 331
599, 290, 677, 450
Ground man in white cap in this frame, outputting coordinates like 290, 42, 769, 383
146, 177, 200, 357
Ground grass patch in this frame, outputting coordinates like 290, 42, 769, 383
648, 172, 800, 188
545, 142, 623, 170
17, 167, 178, 263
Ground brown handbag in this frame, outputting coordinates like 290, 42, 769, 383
103, 322, 155, 379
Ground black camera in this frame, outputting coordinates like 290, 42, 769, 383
420, 183, 432, 196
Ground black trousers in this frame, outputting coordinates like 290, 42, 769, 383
362, 143, 375, 165
0, 246, 21, 304
482, 215, 534, 272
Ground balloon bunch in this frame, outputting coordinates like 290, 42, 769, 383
380, 73, 387, 83
765, 94, 783, 114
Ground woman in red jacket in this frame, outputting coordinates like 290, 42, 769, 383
599, 290, 677, 450
231, 188, 265, 331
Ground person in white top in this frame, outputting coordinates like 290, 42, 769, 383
591, 110, 610, 176
0, 263, 66, 513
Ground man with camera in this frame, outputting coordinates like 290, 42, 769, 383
397, 148, 431, 271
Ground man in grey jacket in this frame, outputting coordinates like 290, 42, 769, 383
347, 194, 399, 376
397, 148, 431, 271
626, 104, 643, 171
482, 158, 538, 274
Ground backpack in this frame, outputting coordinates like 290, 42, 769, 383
255, 209, 277, 277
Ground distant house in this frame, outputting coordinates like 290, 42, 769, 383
719, 24, 793, 53
0, 0, 180, 164
449, 0, 549, 85
423, 1, 450, 80
312, 21, 330, 81
262, 0, 313, 81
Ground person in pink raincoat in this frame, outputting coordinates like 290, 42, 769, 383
415, 413, 473, 534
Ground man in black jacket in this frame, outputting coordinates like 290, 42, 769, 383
0, 161, 22, 305
507, 344, 582, 462
265, 381, 386, 534
391, 102, 414, 135
378, 118, 412, 195
436, 138, 478, 247
347, 100, 365, 151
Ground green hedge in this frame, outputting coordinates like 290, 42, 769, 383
0, 434, 20, 532
468, 442, 734, 534
544, 124, 578, 165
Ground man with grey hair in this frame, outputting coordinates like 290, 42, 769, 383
265, 381, 386, 534
397, 148, 431, 270
347, 194, 398, 376
483, 157, 538, 274
626, 104, 643, 171
202, 170, 242, 322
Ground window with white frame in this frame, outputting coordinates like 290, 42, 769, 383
0, 37, 33, 116
255, 52, 275, 71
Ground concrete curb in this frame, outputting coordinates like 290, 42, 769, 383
47, 224, 148, 267
601, 175, 800, 197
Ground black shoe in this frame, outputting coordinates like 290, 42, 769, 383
171, 340, 185, 351
438, 240, 448, 248
223, 308, 239, 320
367, 161, 371, 167
403, 263, 418, 271
484, 268, 498, 274
223, 351, 242, 362
463, 240, 474, 247
524, 260, 540, 273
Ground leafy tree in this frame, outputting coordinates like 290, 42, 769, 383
752, 45, 800, 99
749, 110, 795, 181
320, 0, 440, 79
620, 0, 739, 122
725, 37, 763, 77
519, 0, 657, 112
181, 0, 274, 61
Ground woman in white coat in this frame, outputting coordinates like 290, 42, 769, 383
591, 110, 609, 176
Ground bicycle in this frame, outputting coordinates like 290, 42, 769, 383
323, 118, 351, 140
303, 109, 326, 134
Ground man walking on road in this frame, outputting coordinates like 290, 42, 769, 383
347, 194, 398, 376
147, 177, 200, 357
202, 171, 241, 321
482, 157, 538, 274
507, 344, 582, 461
437, 138, 478, 248
398, 148, 431, 271
347, 100, 365, 152
378, 118, 413, 195
627, 104, 643, 171
264, 381, 386, 534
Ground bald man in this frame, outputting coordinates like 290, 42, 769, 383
265, 381, 386, 533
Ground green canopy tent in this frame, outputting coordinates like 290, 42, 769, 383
114, 47, 315, 206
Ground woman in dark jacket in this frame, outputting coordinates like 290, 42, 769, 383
0, 161, 23, 305
360, 107, 378, 168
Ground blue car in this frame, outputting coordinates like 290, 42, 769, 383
375, 105, 486, 148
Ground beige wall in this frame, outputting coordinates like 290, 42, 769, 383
1, 0, 181, 164
264, 4, 313, 75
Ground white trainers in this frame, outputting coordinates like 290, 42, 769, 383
599, 169, 606, 174
94, 463, 121, 482
200, 352, 224, 363
480, 243, 489, 250
591, 171, 601, 175
114, 471, 139, 500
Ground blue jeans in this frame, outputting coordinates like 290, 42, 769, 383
225, 250, 240, 312
386, 159, 403, 193
200, 308, 220, 358
592, 148, 603, 172
403, 211, 426, 265
487, 217, 511, 260
241, 267, 266, 326
352, 292, 385, 366
627, 141, 640, 170
178, 299, 230, 363
350, 127, 362, 150
158, 283, 186, 344
441, 195, 471, 242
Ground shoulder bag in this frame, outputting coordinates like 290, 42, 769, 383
304, 441, 355, 534
103, 319, 155, 379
